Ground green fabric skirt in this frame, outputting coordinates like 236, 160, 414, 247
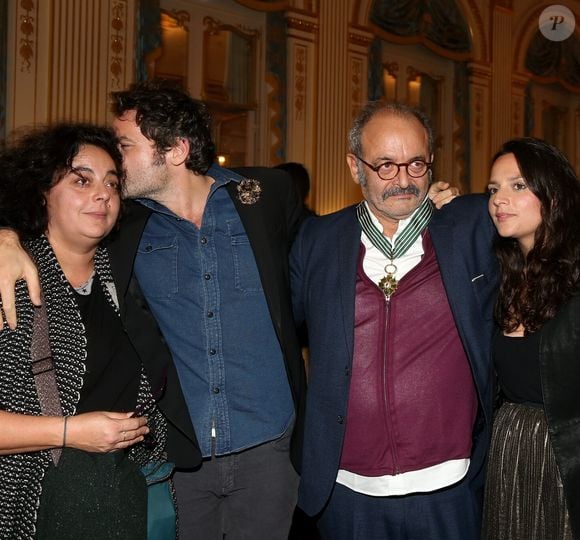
35, 448, 147, 539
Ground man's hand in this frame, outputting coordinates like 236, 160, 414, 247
0, 229, 41, 329
428, 181, 460, 209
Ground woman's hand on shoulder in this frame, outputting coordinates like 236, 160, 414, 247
65, 411, 149, 453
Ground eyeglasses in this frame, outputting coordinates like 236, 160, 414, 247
355, 155, 432, 181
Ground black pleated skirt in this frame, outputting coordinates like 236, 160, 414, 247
483, 402, 572, 540
35, 448, 147, 539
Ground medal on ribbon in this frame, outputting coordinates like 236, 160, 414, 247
357, 198, 433, 298
378, 263, 398, 296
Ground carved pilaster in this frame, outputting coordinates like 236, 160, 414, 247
467, 61, 492, 192
18, 0, 36, 73
347, 24, 373, 118
285, 10, 317, 180
511, 72, 529, 138
110, 2, 126, 88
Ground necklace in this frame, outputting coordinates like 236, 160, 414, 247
357, 198, 433, 297
72, 270, 95, 295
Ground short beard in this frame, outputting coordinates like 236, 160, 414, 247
152, 148, 167, 167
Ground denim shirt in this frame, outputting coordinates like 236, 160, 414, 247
134, 165, 294, 457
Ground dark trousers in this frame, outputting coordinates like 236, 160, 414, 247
173, 431, 299, 540
317, 478, 482, 540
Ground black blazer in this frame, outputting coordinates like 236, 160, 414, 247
540, 291, 580, 539
291, 195, 499, 515
107, 166, 306, 470
107, 209, 200, 468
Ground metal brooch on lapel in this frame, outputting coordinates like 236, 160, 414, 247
237, 178, 262, 205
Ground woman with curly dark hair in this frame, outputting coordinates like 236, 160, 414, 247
483, 137, 580, 539
0, 124, 174, 539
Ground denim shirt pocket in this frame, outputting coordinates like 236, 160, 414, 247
136, 234, 179, 298
227, 220, 263, 294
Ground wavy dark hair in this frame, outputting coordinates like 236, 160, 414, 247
492, 137, 580, 333
111, 79, 215, 174
0, 123, 124, 240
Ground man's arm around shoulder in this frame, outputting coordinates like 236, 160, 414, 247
0, 229, 41, 329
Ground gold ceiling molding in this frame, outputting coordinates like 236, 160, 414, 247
462, 0, 488, 62
286, 17, 318, 34
203, 16, 260, 39
511, 75, 529, 91
162, 9, 191, 30
348, 31, 373, 48
493, 0, 513, 11
468, 62, 492, 81
18, 0, 36, 72
512, 5, 544, 73
234, 0, 289, 12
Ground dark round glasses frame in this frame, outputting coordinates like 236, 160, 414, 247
355, 155, 433, 181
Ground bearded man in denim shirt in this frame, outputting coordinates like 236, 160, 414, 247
108, 81, 307, 539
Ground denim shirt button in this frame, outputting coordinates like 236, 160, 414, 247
213, 387, 220, 394
207, 311, 214, 318
209, 348, 216, 355
204, 273, 211, 280
200, 237, 207, 244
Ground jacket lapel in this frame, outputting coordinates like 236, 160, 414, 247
339, 207, 363, 360
429, 213, 481, 386
107, 201, 152, 314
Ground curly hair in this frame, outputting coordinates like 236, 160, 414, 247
111, 79, 215, 174
0, 123, 124, 240
492, 137, 580, 333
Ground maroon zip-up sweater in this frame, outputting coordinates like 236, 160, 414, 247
339, 232, 478, 476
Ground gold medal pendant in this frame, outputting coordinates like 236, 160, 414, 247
378, 263, 398, 297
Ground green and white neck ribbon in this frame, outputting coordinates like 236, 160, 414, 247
356, 197, 433, 297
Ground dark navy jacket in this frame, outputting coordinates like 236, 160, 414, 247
290, 194, 498, 516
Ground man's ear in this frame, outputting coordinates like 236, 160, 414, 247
346, 154, 361, 185
168, 138, 190, 167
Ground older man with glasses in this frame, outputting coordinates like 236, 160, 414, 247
290, 101, 498, 539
